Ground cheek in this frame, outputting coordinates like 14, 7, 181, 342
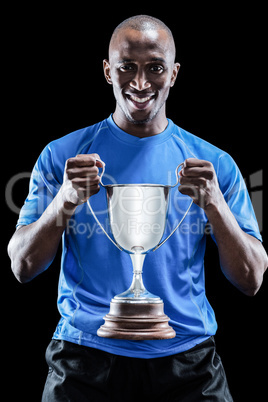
109, 73, 124, 98
112, 85, 122, 105
156, 80, 172, 100
110, 69, 130, 89
153, 72, 173, 91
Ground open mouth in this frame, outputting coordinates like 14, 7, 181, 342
125, 93, 155, 110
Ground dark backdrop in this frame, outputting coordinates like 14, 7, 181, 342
3, 4, 266, 401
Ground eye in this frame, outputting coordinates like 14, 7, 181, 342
150, 65, 164, 73
119, 64, 135, 72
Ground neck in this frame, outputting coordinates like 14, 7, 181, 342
112, 107, 168, 138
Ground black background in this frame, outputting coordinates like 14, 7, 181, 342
3, 4, 267, 401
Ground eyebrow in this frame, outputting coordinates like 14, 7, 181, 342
117, 57, 167, 64
150, 57, 167, 63
117, 58, 134, 64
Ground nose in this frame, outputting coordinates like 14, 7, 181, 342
129, 69, 151, 91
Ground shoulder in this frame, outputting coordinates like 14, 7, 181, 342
48, 119, 107, 157
37, 119, 107, 181
171, 123, 226, 162
171, 122, 241, 189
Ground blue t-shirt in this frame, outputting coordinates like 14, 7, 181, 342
17, 115, 262, 358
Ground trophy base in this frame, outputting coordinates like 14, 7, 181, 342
97, 300, 176, 340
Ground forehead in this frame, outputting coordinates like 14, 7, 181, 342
109, 28, 173, 62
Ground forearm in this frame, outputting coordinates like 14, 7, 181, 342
8, 188, 77, 283
8, 154, 102, 283
206, 196, 268, 296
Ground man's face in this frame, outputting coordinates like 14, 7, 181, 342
104, 28, 180, 128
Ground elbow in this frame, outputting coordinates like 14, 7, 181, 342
9, 256, 33, 284
239, 269, 265, 297
8, 240, 51, 284
225, 268, 263, 297
241, 284, 261, 297
239, 248, 268, 297
13, 266, 33, 284
8, 240, 33, 284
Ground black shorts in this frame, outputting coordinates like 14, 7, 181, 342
42, 337, 233, 401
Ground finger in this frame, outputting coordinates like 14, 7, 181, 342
76, 153, 101, 161
178, 184, 200, 203
179, 176, 207, 188
68, 154, 100, 168
67, 166, 99, 180
72, 176, 100, 188
180, 166, 204, 177
77, 183, 101, 201
184, 158, 211, 168
180, 166, 214, 180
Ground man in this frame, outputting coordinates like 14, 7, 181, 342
8, 15, 267, 401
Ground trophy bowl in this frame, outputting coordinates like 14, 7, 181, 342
107, 184, 168, 302
87, 162, 192, 340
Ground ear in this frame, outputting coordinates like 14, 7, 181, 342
170, 62, 180, 87
103, 59, 113, 85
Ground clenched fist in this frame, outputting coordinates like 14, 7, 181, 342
178, 158, 223, 211
61, 154, 104, 206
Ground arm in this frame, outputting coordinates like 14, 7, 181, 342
8, 154, 102, 283
179, 158, 268, 296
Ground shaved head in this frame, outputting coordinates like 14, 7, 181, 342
109, 15, 176, 61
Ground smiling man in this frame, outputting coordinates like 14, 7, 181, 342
8, 15, 267, 401
104, 20, 179, 135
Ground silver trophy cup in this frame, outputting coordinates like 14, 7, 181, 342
87, 162, 192, 340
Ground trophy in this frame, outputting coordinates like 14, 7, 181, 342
87, 162, 192, 340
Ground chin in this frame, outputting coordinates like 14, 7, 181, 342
131, 116, 152, 125
127, 109, 159, 125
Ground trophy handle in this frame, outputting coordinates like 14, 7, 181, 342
86, 159, 123, 251
152, 162, 193, 251
170, 162, 183, 188
96, 159, 106, 187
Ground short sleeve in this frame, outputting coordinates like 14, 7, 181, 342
16, 144, 62, 227
214, 153, 262, 242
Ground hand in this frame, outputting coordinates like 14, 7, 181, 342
178, 158, 223, 210
61, 154, 103, 206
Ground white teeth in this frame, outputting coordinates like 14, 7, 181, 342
130, 95, 152, 103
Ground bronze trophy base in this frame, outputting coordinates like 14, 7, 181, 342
97, 300, 176, 340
